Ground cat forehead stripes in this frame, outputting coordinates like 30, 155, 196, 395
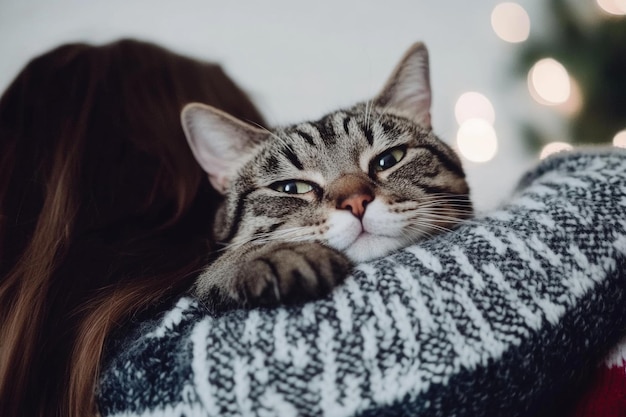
262, 106, 450, 179
180, 42, 433, 193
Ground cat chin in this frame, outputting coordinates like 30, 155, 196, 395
342, 233, 409, 263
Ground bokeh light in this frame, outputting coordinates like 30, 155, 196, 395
539, 142, 573, 159
596, 0, 626, 15
456, 118, 498, 163
491, 2, 531, 43
555, 76, 583, 116
614, 130, 626, 148
528, 58, 571, 105
455, 92, 496, 125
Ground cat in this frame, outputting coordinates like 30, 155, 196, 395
181, 42, 472, 308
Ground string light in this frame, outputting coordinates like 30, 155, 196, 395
455, 3, 538, 163
614, 130, 626, 148
491, 2, 531, 43
596, 0, 626, 15
539, 142, 573, 159
456, 118, 498, 163
555, 76, 583, 116
454, 92, 496, 125
528, 58, 571, 105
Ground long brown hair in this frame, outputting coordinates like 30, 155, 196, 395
0, 39, 265, 417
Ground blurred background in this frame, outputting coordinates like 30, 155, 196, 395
1, 0, 624, 211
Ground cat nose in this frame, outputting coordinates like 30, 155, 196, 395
337, 193, 373, 219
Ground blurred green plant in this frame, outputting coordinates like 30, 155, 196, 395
516, 0, 626, 150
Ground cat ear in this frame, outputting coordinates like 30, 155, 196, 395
181, 103, 267, 194
374, 42, 432, 128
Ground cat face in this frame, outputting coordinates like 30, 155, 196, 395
182, 43, 471, 263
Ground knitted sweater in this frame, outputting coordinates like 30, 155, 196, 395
98, 149, 626, 417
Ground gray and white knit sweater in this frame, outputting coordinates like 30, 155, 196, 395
98, 149, 626, 417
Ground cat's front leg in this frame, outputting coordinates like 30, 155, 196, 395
194, 241, 352, 309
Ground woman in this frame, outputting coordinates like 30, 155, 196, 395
0, 39, 265, 417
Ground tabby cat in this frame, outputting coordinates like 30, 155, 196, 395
181, 42, 472, 308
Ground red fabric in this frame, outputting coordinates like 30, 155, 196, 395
568, 363, 626, 417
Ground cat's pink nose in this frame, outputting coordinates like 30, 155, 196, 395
338, 193, 373, 219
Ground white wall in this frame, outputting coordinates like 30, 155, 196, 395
0, 0, 558, 211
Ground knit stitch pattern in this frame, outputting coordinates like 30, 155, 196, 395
98, 149, 626, 417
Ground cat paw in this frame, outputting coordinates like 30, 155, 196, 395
233, 241, 352, 307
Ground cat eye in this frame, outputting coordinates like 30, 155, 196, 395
270, 180, 314, 195
373, 146, 406, 172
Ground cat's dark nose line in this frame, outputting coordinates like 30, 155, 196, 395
338, 194, 373, 219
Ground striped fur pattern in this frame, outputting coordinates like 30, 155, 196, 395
181, 43, 471, 308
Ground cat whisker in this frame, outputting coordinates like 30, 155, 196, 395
400, 225, 436, 241
417, 207, 522, 228
417, 201, 472, 213
247, 226, 318, 247
399, 203, 474, 217
417, 192, 472, 200
394, 197, 472, 208
418, 197, 473, 206
415, 204, 474, 212
364, 99, 374, 131
405, 222, 454, 237
417, 196, 472, 203
414, 209, 475, 222
419, 213, 474, 223
418, 212, 474, 220
415, 219, 457, 231
416, 197, 472, 204
412, 215, 492, 235
408, 216, 456, 230
214, 228, 300, 252
245, 120, 292, 145
416, 202, 474, 212
374, 102, 393, 126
